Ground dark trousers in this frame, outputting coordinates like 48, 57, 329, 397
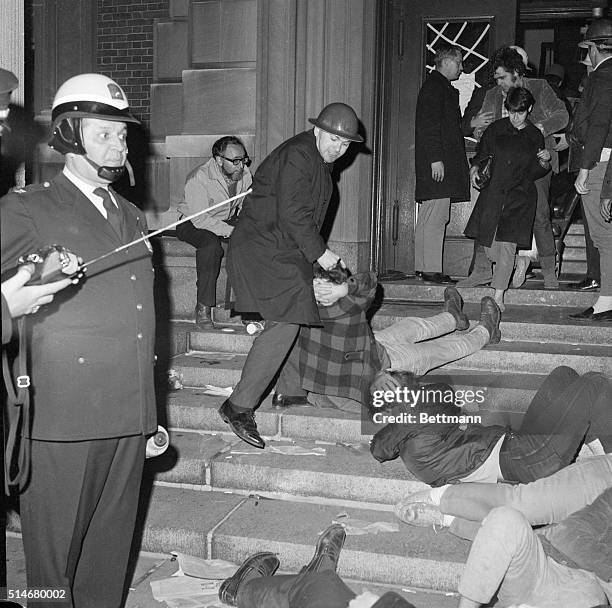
499, 366, 612, 483
275, 334, 307, 397
176, 220, 224, 306
533, 172, 556, 259
20, 435, 146, 607
231, 321, 300, 410
237, 571, 356, 608
581, 197, 601, 281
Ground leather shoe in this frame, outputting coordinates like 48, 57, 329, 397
271, 393, 309, 408
569, 307, 594, 320
195, 303, 214, 328
443, 286, 469, 330
300, 524, 346, 575
218, 400, 265, 449
371, 592, 417, 608
218, 552, 279, 606
591, 309, 612, 322
479, 296, 501, 344
419, 272, 456, 285
569, 278, 600, 291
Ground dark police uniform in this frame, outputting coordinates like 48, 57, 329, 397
0, 172, 156, 607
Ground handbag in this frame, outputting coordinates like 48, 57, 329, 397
474, 154, 494, 190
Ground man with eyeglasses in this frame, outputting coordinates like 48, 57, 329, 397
176, 135, 252, 327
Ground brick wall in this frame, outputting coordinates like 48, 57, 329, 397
96, 0, 169, 126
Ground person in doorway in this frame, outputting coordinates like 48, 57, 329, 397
414, 42, 470, 285
176, 136, 252, 328
567, 19, 612, 322
459, 46, 569, 290
463, 87, 551, 311
0, 73, 157, 607
218, 103, 363, 449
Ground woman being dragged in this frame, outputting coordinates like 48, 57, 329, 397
464, 86, 551, 311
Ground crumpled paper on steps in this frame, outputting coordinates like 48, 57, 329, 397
150, 553, 239, 608
333, 512, 399, 535
201, 385, 233, 397
228, 441, 326, 457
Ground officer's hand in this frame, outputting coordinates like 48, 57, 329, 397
574, 168, 590, 195
431, 161, 445, 182
601, 198, 612, 222
469, 165, 480, 189
317, 249, 342, 271
1, 265, 72, 317
370, 371, 400, 394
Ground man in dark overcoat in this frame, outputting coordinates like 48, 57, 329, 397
568, 19, 612, 322
0, 73, 157, 607
219, 103, 363, 449
414, 42, 470, 285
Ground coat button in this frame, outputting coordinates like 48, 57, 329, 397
136, 303, 143, 310
137, 333, 143, 340
130, 274, 137, 281
77, 357, 85, 364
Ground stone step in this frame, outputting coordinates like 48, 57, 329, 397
172, 335, 612, 392
165, 380, 541, 451
566, 222, 585, 235
137, 486, 470, 592
186, 302, 612, 353
558, 246, 586, 260
147, 430, 426, 507
558, 260, 587, 275
382, 281, 596, 307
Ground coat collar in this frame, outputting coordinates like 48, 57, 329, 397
50, 172, 139, 243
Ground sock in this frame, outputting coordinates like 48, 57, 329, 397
429, 484, 450, 506
593, 296, 612, 314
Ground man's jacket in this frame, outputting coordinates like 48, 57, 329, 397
177, 157, 252, 237
569, 58, 612, 171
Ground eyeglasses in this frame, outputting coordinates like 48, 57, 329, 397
219, 154, 251, 167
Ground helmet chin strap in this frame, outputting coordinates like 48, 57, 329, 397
83, 156, 135, 186
84, 156, 126, 182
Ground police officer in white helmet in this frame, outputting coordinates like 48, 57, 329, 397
0, 73, 157, 607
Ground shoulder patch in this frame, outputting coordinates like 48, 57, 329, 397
11, 182, 51, 195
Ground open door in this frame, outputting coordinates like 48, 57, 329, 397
373, 0, 517, 276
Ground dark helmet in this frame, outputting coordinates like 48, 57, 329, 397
308, 103, 363, 143
579, 18, 612, 49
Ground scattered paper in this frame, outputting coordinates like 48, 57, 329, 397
171, 553, 238, 580
202, 385, 233, 396
229, 443, 326, 457
334, 513, 399, 535
150, 576, 223, 608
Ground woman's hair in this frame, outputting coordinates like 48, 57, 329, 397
313, 261, 351, 284
504, 86, 535, 113
491, 46, 527, 78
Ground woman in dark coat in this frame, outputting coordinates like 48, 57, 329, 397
464, 87, 551, 310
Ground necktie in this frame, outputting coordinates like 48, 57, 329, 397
94, 187, 123, 238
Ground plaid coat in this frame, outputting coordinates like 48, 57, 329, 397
298, 271, 380, 404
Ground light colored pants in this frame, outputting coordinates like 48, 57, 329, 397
414, 198, 451, 273
441, 454, 612, 538
581, 160, 611, 296
459, 506, 609, 607
374, 312, 489, 377
484, 239, 517, 291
